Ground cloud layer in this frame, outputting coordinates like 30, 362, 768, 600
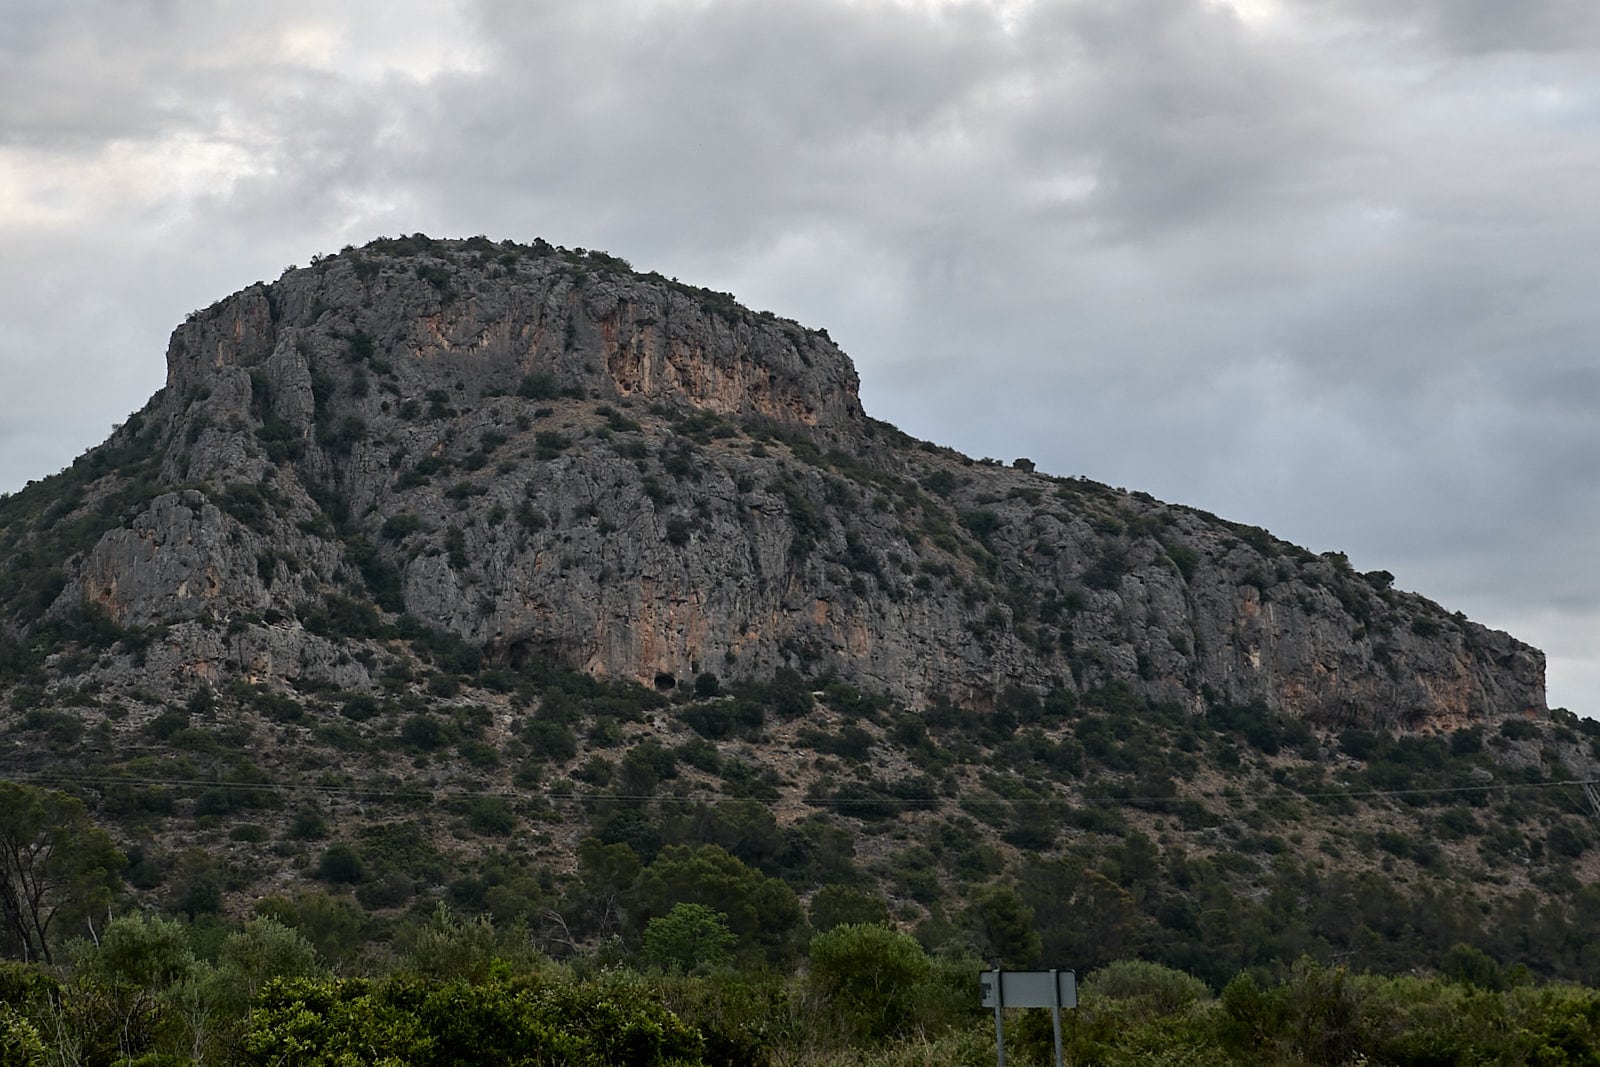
2, 0, 1596, 711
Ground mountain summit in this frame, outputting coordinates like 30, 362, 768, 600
1, 235, 1544, 730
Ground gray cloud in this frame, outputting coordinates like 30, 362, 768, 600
1310, 0, 1600, 54
1, 0, 1596, 712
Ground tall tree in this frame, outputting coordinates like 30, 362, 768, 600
964, 882, 1043, 969
0, 782, 123, 963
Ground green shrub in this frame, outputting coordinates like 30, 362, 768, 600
522, 719, 578, 762
535, 431, 571, 459
414, 263, 453, 290
289, 805, 329, 840
254, 891, 370, 971
518, 373, 558, 400
381, 514, 422, 541
1082, 959, 1210, 1017
961, 509, 1002, 543
1167, 544, 1200, 581
808, 923, 934, 1043
400, 714, 451, 750
633, 844, 803, 966
1548, 820, 1591, 859
644, 903, 736, 974
809, 884, 891, 933
316, 844, 366, 885
678, 699, 764, 740
1499, 718, 1538, 741
0, 1003, 46, 1066
465, 798, 517, 836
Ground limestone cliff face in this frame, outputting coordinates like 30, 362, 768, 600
4, 236, 1545, 730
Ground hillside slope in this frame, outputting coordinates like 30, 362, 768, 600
0, 235, 1544, 731
3, 236, 1596, 988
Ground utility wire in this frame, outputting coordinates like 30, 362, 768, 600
4, 768, 1595, 812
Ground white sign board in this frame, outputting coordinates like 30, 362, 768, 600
979, 969, 1078, 1009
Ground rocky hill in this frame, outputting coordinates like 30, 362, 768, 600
0, 235, 1545, 732
5, 236, 1593, 990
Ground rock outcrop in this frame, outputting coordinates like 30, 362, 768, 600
0, 236, 1545, 730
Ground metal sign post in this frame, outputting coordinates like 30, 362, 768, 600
1050, 968, 1064, 1067
990, 964, 1005, 1067
980, 968, 1077, 1067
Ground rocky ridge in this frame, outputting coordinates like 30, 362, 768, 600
0, 234, 1546, 732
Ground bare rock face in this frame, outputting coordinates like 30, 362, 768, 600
0, 236, 1545, 730
81, 491, 262, 626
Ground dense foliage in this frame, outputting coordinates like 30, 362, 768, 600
8, 908, 1600, 1065
3, 667, 1600, 995
0, 783, 123, 964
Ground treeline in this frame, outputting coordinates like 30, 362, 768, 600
7, 909, 1600, 1066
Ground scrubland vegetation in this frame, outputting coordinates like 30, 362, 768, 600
7, 904, 1600, 1065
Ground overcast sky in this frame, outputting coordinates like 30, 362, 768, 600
2, 0, 1596, 714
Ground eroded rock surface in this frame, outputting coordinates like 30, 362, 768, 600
3, 236, 1545, 730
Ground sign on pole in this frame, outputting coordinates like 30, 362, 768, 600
979, 969, 1078, 1009
979, 968, 1077, 1067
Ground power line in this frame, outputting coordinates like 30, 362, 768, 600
4, 768, 1595, 813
